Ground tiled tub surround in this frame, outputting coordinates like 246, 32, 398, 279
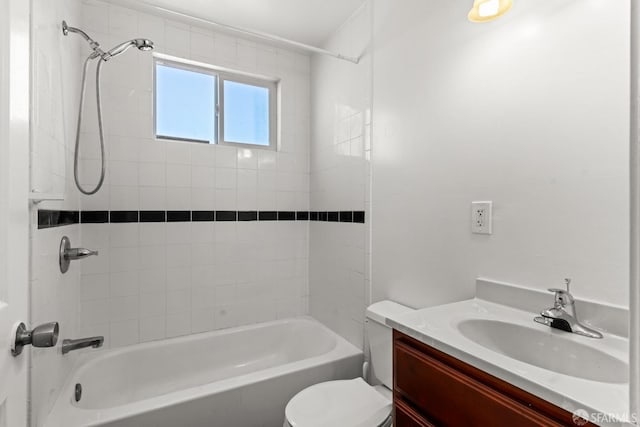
309, 3, 372, 350
38, 208, 364, 348
75, 219, 307, 348
73, 0, 315, 349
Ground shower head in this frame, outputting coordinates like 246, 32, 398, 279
62, 20, 154, 61
135, 39, 155, 51
104, 39, 154, 60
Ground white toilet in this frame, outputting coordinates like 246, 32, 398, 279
284, 301, 413, 427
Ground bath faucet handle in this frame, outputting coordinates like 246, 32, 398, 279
11, 321, 59, 356
59, 236, 99, 274
64, 248, 99, 260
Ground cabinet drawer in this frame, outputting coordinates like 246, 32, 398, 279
394, 399, 435, 427
394, 341, 563, 427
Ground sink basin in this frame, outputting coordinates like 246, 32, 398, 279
456, 319, 628, 384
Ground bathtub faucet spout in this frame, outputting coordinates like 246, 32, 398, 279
62, 336, 104, 354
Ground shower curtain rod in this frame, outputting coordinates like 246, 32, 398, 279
134, 2, 361, 64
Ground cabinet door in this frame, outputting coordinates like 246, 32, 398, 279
394, 342, 563, 427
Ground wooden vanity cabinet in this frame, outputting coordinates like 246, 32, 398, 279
393, 330, 596, 427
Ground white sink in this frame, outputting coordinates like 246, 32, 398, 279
386, 297, 630, 423
456, 319, 627, 383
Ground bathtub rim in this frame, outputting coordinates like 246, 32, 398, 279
44, 316, 363, 427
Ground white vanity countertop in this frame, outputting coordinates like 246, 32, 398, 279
387, 298, 630, 426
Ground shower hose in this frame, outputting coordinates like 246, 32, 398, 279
73, 53, 106, 195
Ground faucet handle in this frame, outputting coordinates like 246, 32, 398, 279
547, 286, 574, 308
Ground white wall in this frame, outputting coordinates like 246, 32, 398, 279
372, 0, 630, 308
76, 0, 311, 348
309, 3, 372, 348
30, 0, 83, 425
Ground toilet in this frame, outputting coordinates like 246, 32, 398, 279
284, 301, 413, 427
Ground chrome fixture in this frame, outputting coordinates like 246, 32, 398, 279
11, 321, 59, 356
62, 336, 104, 355
59, 236, 99, 274
75, 383, 83, 402
62, 20, 154, 195
534, 279, 603, 339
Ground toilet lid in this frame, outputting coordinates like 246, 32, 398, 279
285, 378, 392, 427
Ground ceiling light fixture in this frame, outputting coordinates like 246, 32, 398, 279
468, 0, 513, 23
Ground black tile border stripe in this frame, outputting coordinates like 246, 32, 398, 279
259, 211, 277, 221
38, 210, 80, 229
192, 211, 215, 222
278, 211, 295, 221
216, 211, 237, 221
81, 211, 108, 224
140, 211, 166, 222
110, 211, 139, 223
340, 211, 353, 223
167, 211, 191, 222
38, 210, 366, 229
238, 211, 258, 221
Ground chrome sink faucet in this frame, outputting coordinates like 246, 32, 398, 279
533, 279, 603, 339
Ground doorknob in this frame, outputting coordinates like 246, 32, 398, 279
11, 321, 59, 356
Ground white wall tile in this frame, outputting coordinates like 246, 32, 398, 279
215, 146, 238, 168
109, 295, 140, 321
110, 319, 140, 347
165, 22, 190, 56
166, 312, 191, 337
139, 162, 166, 187
110, 271, 139, 297
139, 223, 166, 246
166, 163, 191, 187
215, 168, 237, 189
140, 292, 166, 317
81, 273, 110, 301
140, 315, 166, 342
309, 3, 371, 350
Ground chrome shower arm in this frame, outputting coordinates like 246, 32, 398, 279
62, 20, 101, 51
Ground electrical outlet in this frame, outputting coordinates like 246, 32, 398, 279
471, 201, 492, 235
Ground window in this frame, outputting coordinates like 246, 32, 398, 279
154, 57, 277, 149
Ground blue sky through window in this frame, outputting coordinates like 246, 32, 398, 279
156, 64, 216, 143
223, 80, 270, 146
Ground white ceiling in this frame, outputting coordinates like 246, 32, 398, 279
119, 0, 365, 46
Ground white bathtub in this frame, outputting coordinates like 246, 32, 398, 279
44, 317, 363, 427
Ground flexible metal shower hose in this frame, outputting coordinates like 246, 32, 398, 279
73, 53, 106, 195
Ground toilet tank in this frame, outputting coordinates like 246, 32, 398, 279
365, 301, 413, 389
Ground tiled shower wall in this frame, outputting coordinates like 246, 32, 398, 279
30, 0, 83, 425
76, 0, 311, 347
309, 3, 372, 349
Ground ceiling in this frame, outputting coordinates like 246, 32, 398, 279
116, 0, 365, 46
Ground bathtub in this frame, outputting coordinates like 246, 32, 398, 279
44, 317, 363, 427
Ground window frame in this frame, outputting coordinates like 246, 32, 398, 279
153, 55, 278, 150
218, 73, 277, 150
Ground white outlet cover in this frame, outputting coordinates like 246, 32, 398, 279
471, 201, 492, 235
